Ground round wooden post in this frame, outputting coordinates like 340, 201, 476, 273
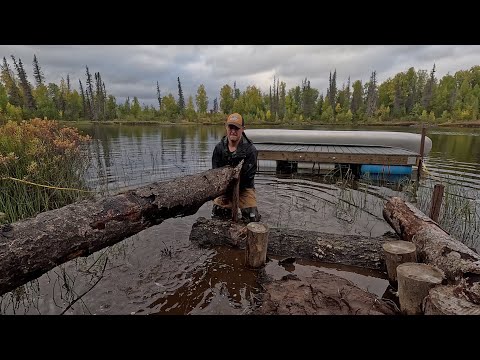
382, 241, 417, 284
397, 262, 444, 315
245, 222, 270, 268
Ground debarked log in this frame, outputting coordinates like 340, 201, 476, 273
189, 217, 400, 270
383, 196, 480, 282
0, 162, 243, 297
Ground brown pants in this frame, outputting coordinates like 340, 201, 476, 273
213, 188, 257, 209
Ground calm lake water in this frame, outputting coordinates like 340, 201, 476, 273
2, 124, 479, 315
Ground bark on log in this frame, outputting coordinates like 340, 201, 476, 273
189, 217, 400, 270
383, 197, 480, 282
254, 270, 398, 315
245, 222, 270, 268
424, 284, 480, 315
397, 262, 445, 315
0, 163, 243, 297
382, 241, 417, 283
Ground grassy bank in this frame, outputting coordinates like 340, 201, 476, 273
0, 119, 92, 223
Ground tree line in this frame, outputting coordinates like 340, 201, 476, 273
1, 54, 480, 123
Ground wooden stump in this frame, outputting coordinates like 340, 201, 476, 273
382, 241, 417, 284
424, 285, 480, 315
245, 222, 270, 268
397, 262, 445, 315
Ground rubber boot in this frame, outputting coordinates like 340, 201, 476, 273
241, 207, 261, 223
211, 204, 232, 220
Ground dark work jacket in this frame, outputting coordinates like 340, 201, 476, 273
212, 134, 258, 190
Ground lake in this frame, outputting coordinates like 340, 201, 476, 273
1, 124, 479, 315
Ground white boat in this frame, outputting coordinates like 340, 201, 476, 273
245, 129, 432, 156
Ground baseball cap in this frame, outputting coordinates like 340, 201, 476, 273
226, 113, 244, 128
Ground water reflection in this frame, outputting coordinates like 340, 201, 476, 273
2, 124, 479, 314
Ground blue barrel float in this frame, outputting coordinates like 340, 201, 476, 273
360, 164, 412, 181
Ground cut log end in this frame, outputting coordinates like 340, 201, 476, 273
383, 241, 417, 284
397, 262, 444, 284
382, 241, 416, 255
246, 222, 269, 234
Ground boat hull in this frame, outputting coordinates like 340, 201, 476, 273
245, 129, 432, 155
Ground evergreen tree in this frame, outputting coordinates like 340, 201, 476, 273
365, 71, 378, 117
11, 56, 36, 110
85, 66, 95, 119
350, 80, 363, 116
66, 74, 71, 93
79, 79, 86, 119
1, 57, 23, 107
233, 81, 240, 99
177, 76, 185, 112
422, 64, 436, 112
328, 70, 337, 109
156, 81, 162, 109
278, 81, 286, 120
32, 54, 45, 88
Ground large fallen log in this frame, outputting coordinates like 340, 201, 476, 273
383, 196, 480, 282
189, 217, 399, 270
0, 163, 242, 297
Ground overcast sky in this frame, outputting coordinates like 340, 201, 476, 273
1, 45, 480, 108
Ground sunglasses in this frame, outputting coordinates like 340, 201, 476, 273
227, 124, 241, 130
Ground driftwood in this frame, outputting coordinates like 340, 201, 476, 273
0, 163, 243, 297
189, 217, 400, 270
383, 197, 480, 282
254, 271, 398, 315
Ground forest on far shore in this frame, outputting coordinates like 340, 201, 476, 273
1, 54, 480, 125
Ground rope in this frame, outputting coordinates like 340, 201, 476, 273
0, 176, 95, 193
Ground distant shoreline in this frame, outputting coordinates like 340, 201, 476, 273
55, 119, 480, 128
1, 118, 477, 129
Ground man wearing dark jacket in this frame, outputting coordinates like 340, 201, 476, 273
211, 113, 261, 223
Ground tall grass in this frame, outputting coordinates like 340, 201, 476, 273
334, 170, 480, 249
0, 119, 92, 223
414, 180, 479, 249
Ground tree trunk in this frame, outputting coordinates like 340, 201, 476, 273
424, 284, 480, 315
189, 217, 400, 270
397, 262, 444, 315
0, 163, 242, 296
383, 197, 480, 282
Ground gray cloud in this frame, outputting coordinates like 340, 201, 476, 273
1, 45, 479, 108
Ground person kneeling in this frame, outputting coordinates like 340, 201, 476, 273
211, 113, 261, 223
